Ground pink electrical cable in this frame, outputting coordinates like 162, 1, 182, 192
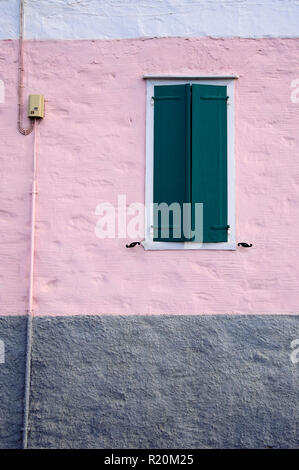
22, 118, 38, 449
28, 118, 38, 316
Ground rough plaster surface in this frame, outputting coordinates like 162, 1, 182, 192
1, 0, 299, 40
26, 315, 299, 449
0, 315, 298, 448
1, 38, 299, 316
0, 317, 26, 449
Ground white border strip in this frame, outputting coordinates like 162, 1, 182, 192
143, 77, 236, 251
144, 75, 239, 80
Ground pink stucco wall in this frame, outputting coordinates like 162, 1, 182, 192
0, 37, 299, 316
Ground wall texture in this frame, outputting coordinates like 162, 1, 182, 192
1, 37, 299, 316
27, 315, 299, 449
0, 0, 298, 449
0, 317, 26, 448
0, 315, 298, 449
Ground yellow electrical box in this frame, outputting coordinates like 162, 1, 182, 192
28, 94, 45, 118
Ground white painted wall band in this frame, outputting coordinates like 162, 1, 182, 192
0, 0, 299, 40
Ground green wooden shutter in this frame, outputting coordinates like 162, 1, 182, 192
191, 84, 228, 243
153, 84, 191, 242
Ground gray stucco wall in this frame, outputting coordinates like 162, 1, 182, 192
0, 316, 26, 448
0, 315, 298, 448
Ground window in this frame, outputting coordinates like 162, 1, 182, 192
143, 76, 237, 250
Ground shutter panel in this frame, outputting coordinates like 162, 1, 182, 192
191, 84, 228, 242
153, 84, 191, 242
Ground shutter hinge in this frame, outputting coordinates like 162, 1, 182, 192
152, 96, 180, 101
211, 225, 230, 230
200, 96, 229, 101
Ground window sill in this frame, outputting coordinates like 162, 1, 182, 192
142, 240, 237, 251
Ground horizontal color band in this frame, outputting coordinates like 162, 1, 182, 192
1, 0, 299, 40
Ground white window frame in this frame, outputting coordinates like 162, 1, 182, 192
142, 75, 237, 251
